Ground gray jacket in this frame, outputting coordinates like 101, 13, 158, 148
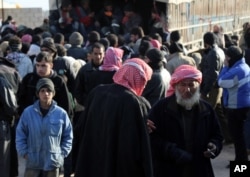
200, 44, 225, 96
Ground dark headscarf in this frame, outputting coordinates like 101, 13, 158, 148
225, 46, 243, 67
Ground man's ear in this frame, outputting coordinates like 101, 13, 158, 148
36, 91, 39, 98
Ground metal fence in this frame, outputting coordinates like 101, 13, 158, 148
160, 0, 250, 52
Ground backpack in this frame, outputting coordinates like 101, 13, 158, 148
0, 76, 18, 117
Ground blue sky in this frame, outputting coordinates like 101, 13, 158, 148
4, 0, 49, 10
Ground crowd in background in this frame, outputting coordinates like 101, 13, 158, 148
0, 0, 250, 177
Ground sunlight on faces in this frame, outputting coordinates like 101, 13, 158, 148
175, 78, 200, 110
36, 61, 53, 77
130, 34, 138, 43
41, 47, 52, 53
38, 87, 54, 104
91, 47, 104, 66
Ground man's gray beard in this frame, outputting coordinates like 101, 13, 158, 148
175, 88, 200, 110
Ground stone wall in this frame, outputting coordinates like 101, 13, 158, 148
0, 8, 49, 29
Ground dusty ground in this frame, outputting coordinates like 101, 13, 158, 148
212, 143, 234, 177
18, 143, 235, 177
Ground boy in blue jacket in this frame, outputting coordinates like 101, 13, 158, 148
16, 78, 73, 177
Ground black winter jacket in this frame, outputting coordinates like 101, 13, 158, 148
18, 71, 74, 118
149, 95, 223, 177
74, 84, 153, 177
200, 45, 224, 96
0, 57, 21, 123
74, 62, 114, 106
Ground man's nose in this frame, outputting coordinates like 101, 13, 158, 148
184, 86, 191, 92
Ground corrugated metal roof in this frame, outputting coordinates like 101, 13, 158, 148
155, 0, 194, 4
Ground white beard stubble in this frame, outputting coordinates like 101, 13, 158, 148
175, 88, 200, 110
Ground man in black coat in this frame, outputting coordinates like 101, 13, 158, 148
142, 48, 171, 106
74, 58, 153, 177
149, 64, 223, 177
0, 57, 21, 177
74, 42, 105, 107
18, 51, 73, 117
200, 32, 231, 144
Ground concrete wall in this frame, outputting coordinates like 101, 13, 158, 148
0, 8, 49, 29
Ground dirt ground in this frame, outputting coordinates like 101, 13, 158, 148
18, 143, 235, 177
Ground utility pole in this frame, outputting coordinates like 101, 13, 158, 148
1, 0, 4, 21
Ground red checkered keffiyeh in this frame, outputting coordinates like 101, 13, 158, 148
99, 47, 124, 71
166, 65, 202, 96
113, 58, 152, 96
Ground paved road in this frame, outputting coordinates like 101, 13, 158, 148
18, 143, 235, 177
212, 143, 234, 177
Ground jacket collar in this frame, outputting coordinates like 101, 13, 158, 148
33, 99, 57, 115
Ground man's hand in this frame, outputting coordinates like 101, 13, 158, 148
201, 93, 208, 100
224, 58, 229, 67
147, 119, 156, 133
203, 142, 217, 158
24, 154, 28, 159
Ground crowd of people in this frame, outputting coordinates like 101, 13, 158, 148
48, 0, 156, 43
0, 0, 250, 177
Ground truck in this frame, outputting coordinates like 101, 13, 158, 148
50, 0, 250, 52
156, 0, 250, 52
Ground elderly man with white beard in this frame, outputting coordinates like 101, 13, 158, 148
148, 65, 223, 177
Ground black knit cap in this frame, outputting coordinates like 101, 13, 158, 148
225, 45, 243, 67
168, 42, 184, 54
9, 35, 22, 52
170, 30, 181, 42
146, 48, 164, 70
88, 31, 100, 44
203, 32, 216, 46
146, 48, 164, 63
99, 38, 110, 50
41, 39, 57, 53
225, 45, 243, 60
36, 78, 55, 93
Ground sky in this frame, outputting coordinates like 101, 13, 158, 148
4, 0, 49, 10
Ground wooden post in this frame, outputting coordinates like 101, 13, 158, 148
1, 0, 4, 21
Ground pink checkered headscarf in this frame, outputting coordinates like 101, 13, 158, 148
21, 34, 32, 44
113, 58, 152, 96
99, 47, 123, 71
150, 39, 161, 49
166, 65, 202, 96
